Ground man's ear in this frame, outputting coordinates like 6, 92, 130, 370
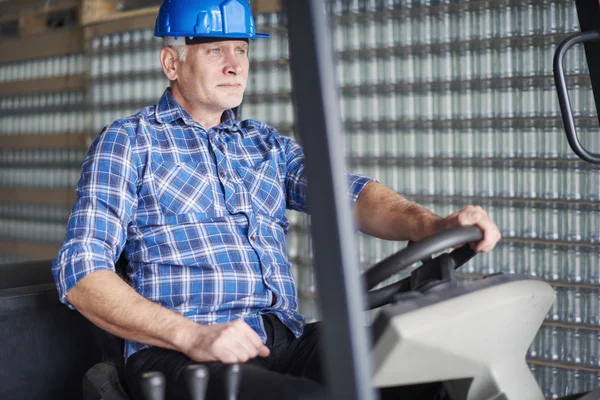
160, 47, 178, 81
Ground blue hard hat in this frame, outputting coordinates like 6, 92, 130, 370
154, 0, 269, 40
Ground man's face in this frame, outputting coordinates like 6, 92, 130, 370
174, 39, 249, 114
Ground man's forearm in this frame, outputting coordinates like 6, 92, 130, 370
66, 270, 201, 354
353, 181, 444, 242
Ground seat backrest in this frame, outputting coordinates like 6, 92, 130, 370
0, 256, 132, 399
0, 259, 54, 290
0, 280, 102, 400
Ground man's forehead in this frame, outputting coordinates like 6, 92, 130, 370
192, 39, 248, 47
165, 36, 249, 46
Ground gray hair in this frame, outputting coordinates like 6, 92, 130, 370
163, 37, 188, 62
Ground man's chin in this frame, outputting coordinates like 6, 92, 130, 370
223, 98, 243, 111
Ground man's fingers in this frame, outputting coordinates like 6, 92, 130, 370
233, 338, 258, 361
476, 226, 502, 253
233, 320, 271, 359
230, 338, 269, 361
257, 344, 270, 358
447, 206, 501, 253
235, 320, 270, 358
239, 321, 265, 349
241, 330, 270, 358
471, 213, 501, 253
217, 336, 256, 363
456, 206, 483, 227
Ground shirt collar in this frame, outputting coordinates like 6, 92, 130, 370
155, 88, 193, 125
155, 88, 244, 136
220, 109, 244, 136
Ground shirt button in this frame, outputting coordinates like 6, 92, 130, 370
220, 171, 227, 179
250, 235, 256, 242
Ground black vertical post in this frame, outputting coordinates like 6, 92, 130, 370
575, 0, 600, 126
284, 1, 377, 400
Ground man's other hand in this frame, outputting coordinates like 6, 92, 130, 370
184, 319, 270, 363
441, 205, 501, 253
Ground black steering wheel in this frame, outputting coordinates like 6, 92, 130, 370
364, 226, 483, 309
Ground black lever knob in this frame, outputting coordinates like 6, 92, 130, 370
185, 364, 209, 400
140, 371, 166, 400
225, 364, 242, 400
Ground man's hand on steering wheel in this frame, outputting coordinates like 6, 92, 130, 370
439, 205, 501, 253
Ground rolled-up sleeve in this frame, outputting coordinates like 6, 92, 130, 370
52, 124, 138, 308
345, 172, 374, 204
281, 134, 375, 212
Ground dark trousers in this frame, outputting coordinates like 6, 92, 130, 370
126, 314, 447, 400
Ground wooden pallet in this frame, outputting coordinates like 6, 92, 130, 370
80, 0, 120, 26
253, 0, 282, 14
0, 26, 84, 63
0, 0, 81, 39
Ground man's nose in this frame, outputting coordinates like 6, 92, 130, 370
224, 53, 243, 75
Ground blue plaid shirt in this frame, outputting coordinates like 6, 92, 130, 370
52, 89, 372, 360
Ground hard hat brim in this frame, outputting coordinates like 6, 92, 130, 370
156, 32, 270, 39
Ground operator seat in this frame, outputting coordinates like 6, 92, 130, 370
0, 260, 102, 400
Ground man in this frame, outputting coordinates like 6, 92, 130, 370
52, 1, 501, 399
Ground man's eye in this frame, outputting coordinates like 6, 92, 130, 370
210, 49, 221, 54
236, 49, 247, 54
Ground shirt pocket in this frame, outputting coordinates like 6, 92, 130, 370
152, 161, 214, 216
234, 157, 285, 218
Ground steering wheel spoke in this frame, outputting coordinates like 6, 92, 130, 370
364, 226, 483, 310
